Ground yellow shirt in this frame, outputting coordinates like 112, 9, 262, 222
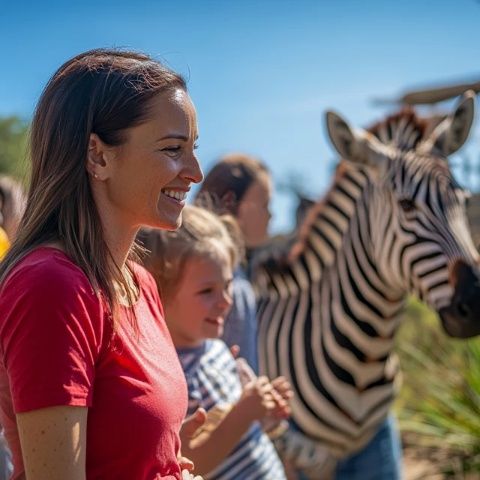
0, 227, 10, 259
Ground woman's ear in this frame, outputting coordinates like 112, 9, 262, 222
87, 133, 114, 180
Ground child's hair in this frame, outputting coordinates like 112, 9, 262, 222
139, 205, 242, 301
195, 153, 270, 216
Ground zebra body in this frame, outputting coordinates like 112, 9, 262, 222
254, 92, 480, 477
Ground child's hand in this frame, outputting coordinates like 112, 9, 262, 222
229, 344, 240, 359
259, 376, 293, 439
179, 455, 204, 479
269, 376, 294, 420
181, 469, 203, 480
235, 357, 256, 387
180, 408, 208, 445
237, 376, 276, 421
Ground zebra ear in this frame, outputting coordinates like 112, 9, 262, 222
426, 90, 475, 156
326, 111, 374, 166
326, 111, 362, 161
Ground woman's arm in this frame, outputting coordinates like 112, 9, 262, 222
16, 405, 87, 480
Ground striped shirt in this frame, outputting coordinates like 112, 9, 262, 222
177, 340, 286, 480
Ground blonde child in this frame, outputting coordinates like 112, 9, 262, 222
140, 205, 291, 479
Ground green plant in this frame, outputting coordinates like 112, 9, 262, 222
396, 299, 480, 476
0, 115, 29, 179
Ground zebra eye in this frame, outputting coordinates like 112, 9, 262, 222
399, 198, 416, 213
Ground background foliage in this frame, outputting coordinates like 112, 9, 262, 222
0, 116, 29, 179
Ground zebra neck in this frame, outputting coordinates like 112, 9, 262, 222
291, 164, 373, 272
291, 163, 406, 300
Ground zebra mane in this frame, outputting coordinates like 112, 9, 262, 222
368, 108, 425, 149
251, 162, 355, 274
286, 162, 359, 263
367, 107, 444, 151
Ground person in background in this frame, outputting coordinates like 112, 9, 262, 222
0, 176, 26, 476
140, 205, 291, 479
0, 229, 9, 261
0, 186, 35, 479
195, 154, 272, 373
0, 175, 26, 244
0, 48, 204, 480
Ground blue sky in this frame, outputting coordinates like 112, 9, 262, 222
1, 0, 480, 232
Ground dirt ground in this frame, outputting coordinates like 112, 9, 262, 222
403, 449, 479, 480
404, 450, 443, 480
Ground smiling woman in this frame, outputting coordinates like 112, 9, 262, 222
0, 49, 203, 480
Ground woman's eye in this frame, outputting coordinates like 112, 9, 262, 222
399, 198, 416, 213
194, 143, 199, 150
162, 146, 181, 153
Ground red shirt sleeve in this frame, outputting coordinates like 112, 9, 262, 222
0, 250, 107, 413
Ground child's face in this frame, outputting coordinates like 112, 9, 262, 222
165, 251, 234, 348
236, 173, 272, 248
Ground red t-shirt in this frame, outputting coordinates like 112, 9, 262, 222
0, 247, 188, 479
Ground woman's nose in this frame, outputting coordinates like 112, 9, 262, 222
183, 153, 203, 184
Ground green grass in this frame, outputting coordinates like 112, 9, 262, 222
395, 299, 480, 476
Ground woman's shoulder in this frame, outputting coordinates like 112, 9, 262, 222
131, 261, 155, 287
2, 246, 96, 300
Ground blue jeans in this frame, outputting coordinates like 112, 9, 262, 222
335, 415, 403, 480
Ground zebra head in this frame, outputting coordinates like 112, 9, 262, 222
326, 91, 480, 338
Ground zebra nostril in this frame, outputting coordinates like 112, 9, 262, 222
455, 301, 471, 318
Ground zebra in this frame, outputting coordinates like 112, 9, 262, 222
252, 91, 480, 478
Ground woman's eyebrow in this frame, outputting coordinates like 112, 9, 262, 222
155, 133, 189, 142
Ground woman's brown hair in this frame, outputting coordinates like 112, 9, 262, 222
0, 48, 186, 322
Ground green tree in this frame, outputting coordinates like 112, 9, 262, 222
0, 116, 29, 179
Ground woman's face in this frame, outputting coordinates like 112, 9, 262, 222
102, 89, 203, 231
236, 173, 272, 248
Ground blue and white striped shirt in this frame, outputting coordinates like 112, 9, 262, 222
177, 340, 286, 480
